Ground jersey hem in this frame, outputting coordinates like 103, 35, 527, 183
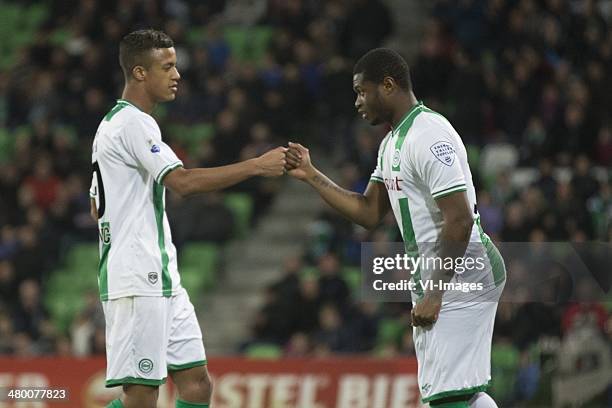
156, 161, 183, 184
100, 287, 184, 301
370, 176, 384, 183
106, 377, 167, 388
422, 381, 491, 403
168, 360, 208, 371
431, 184, 467, 199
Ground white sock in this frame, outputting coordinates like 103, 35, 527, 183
468, 392, 498, 408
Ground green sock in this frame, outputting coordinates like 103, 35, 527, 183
176, 399, 209, 408
429, 400, 469, 408
106, 400, 124, 408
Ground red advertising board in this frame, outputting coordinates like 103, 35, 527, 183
0, 357, 421, 408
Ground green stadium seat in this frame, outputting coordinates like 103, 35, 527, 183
179, 242, 219, 292
466, 144, 480, 169
66, 243, 100, 271
0, 128, 13, 163
490, 343, 519, 402
376, 318, 405, 347
224, 26, 274, 64
45, 271, 87, 332
342, 267, 361, 294
224, 193, 253, 238
245, 343, 282, 359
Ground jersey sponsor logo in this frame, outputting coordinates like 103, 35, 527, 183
392, 148, 401, 168
99, 223, 111, 244
148, 272, 158, 284
138, 358, 154, 374
150, 144, 160, 153
430, 141, 456, 166
384, 176, 403, 192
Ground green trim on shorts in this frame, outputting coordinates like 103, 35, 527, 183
105, 376, 167, 388
422, 381, 491, 403
167, 360, 207, 371
176, 399, 209, 407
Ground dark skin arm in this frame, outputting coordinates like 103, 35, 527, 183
411, 190, 474, 327
163, 147, 287, 197
285, 142, 390, 230
90, 199, 97, 221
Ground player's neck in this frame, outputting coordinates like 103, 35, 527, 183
390, 92, 419, 131
121, 86, 156, 114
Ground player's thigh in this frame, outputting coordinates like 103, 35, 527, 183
169, 365, 212, 401
167, 289, 207, 371
103, 296, 172, 387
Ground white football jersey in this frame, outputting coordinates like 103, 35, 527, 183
371, 102, 505, 301
90, 99, 183, 300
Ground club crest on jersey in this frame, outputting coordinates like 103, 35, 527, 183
430, 141, 456, 166
150, 144, 160, 153
148, 272, 158, 284
392, 148, 401, 169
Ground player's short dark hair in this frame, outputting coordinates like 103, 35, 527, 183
353, 48, 412, 91
119, 29, 174, 80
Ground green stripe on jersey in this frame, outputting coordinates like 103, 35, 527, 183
475, 217, 506, 286
379, 134, 391, 171
98, 222, 111, 301
398, 198, 423, 298
392, 102, 426, 172
432, 184, 467, 199
156, 162, 183, 184
104, 102, 128, 121
153, 182, 172, 296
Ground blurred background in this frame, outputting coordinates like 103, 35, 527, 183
0, 0, 611, 406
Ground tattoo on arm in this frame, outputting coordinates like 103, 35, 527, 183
312, 175, 363, 200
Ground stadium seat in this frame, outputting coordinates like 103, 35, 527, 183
179, 242, 219, 292
376, 318, 405, 347
45, 271, 86, 332
224, 26, 274, 64
490, 343, 519, 402
224, 193, 253, 238
66, 243, 100, 272
245, 343, 282, 359
167, 123, 214, 155
0, 128, 12, 164
341, 267, 361, 294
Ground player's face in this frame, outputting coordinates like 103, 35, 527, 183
145, 47, 180, 102
353, 73, 387, 126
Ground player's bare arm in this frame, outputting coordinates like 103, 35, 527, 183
411, 190, 473, 327
286, 142, 390, 230
163, 146, 287, 197
90, 199, 98, 221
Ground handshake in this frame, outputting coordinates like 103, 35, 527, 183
254, 142, 314, 181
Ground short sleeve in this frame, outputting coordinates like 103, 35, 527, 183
410, 130, 466, 199
122, 115, 183, 184
89, 174, 97, 199
370, 134, 390, 184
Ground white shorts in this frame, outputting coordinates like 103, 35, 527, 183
414, 299, 500, 404
103, 288, 207, 387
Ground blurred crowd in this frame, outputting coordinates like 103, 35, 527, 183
0, 0, 393, 356
241, 0, 612, 405
0, 0, 611, 403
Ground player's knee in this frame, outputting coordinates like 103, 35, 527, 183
179, 370, 213, 402
122, 385, 159, 408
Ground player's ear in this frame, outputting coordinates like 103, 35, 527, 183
382, 76, 395, 95
132, 65, 146, 81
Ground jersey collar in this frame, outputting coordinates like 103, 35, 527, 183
392, 100, 424, 135
116, 99, 143, 112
